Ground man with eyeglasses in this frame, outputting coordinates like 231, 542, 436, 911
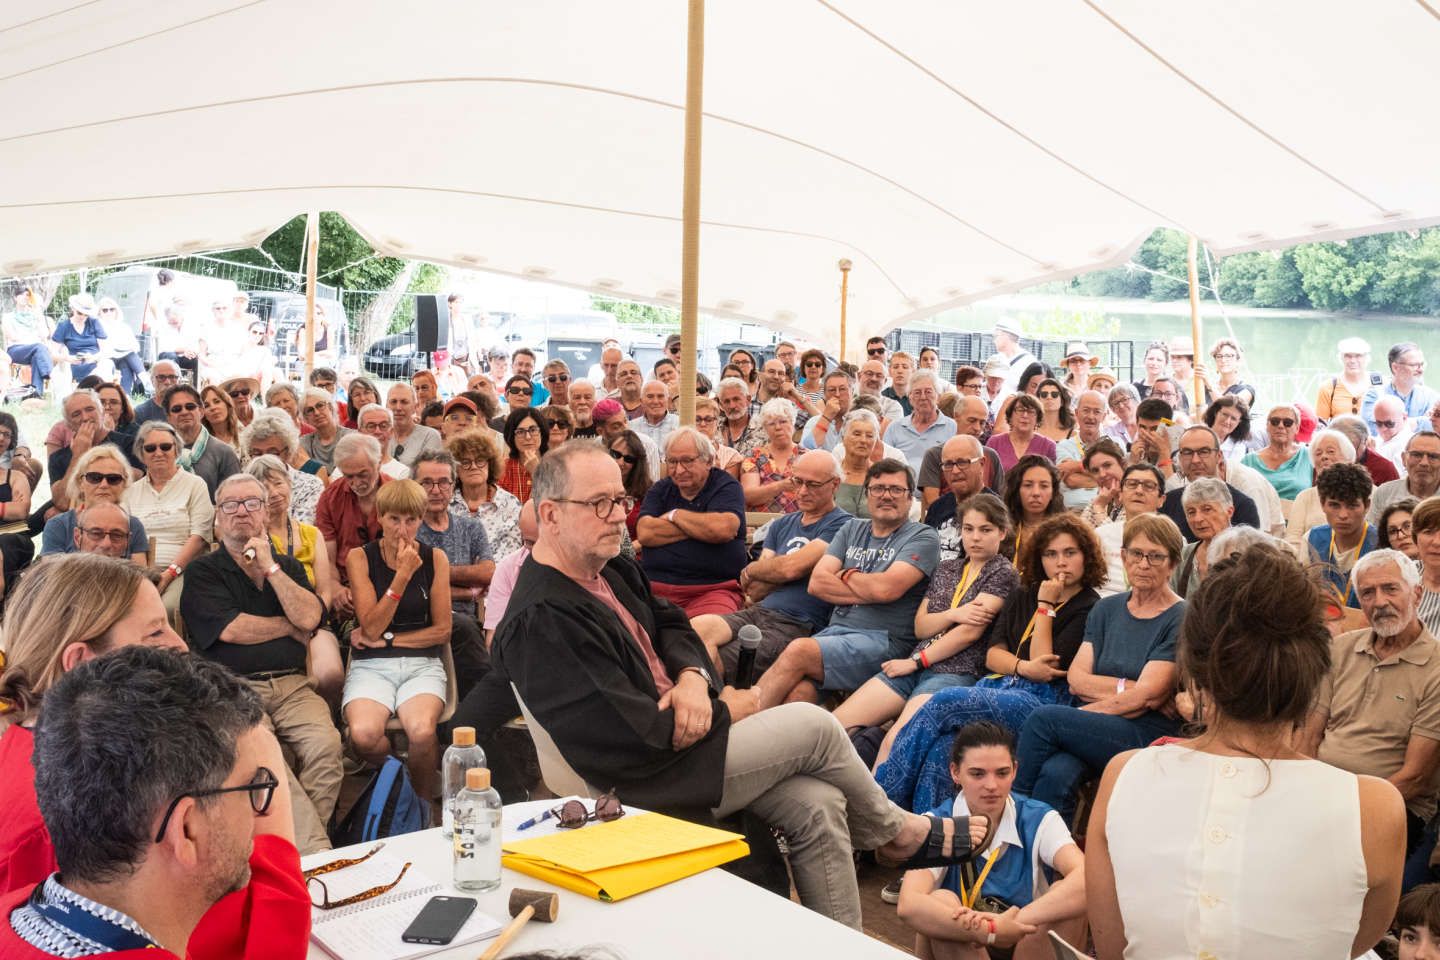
1157, 425, 1263, 542
1, 646, 311, 958
865, 335, 888, 366
132, 359, 180, 423
633, 380, 679, 451
800, 370, 855, 452
756, 358, 819, 423
691, 450, 851, 681
356, 404, 412, 480
1146, 377, 1189, 426
539, 359, 571, 409
636, 428, 748, 616
1053, 390, 1109, 511
384, 382, 443, 470
71, 501, 136, 560
1096, 463, 1168, 596
1363, 342, 1439, 435
858, 359, 904, 424
413, 450, 494, 700
315, 433, 389, 619
162, 384, 242, 501
496, 444, 987, 928
181, 474, 337, 855
752, 459, 940, 708
884, 371, 954, 476
1370, 432, 1440, 526
614, 359, 646, 420
46, 391, 132, 512
1373, 395, 1418, 469
922, 435, 998, 563
919, 396, 1003, 511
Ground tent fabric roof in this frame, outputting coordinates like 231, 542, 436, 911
5, 0, 1440, 350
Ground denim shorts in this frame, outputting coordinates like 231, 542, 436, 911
813, 625, 899, 692
877, 668, 976, 701
342, 656, 447, 710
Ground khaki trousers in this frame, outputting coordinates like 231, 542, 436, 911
248, 673, 343, 855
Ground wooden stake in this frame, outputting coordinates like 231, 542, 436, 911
1186, 235, 1203, 410
678, 0, 704, 427
838, 259, 852, 364
304, 211, 320, 380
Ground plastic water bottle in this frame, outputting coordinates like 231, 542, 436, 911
441, 726, 487, 838
453, 767, 502, 892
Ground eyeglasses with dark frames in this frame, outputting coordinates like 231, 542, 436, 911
527, 790, 626, 831
169, 402, 199, 413
154, 766, 279, 843
83, 471, 126, 485
552, 494, 636, 519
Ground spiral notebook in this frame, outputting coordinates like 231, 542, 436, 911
308, 849, 503, 960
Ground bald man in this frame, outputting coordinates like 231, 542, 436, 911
923, 434, 998, 563
919, 396, 1004, 509
690, 450, 852, 682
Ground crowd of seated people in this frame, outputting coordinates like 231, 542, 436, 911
6, 320, 1440, 958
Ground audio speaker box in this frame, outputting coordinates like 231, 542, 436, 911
415, 294, 449, 354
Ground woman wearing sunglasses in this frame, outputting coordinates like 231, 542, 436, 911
39, 443, 146, 563
1241, 402, 1314, 501
96, 296, 145, 398
345, 479, 452, 802
124, 421, 215, 613
1035, 378, 1075, 444
498, 407, 549, 502
544, 406, 575, 447
797, 349, 828, 409
0, 554, 186, 895
610, 429, 654, 539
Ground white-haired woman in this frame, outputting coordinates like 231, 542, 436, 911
741, 397, 801, 512
299, 386, 353, 469
1317, 337, 1375, 422
245, 454, 344, 707
239, 410, 327, 523
834, 409, 904, 518
1285, 428, 1358, 555
1171, 478, 1234, 598
1242, 402, 1314, 500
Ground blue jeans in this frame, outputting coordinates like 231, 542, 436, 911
1015, 704, 1179, 822
113, 351, 145, 395
6, 343, 51, 395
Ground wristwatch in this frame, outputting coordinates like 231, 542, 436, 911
680, 666, 713, 686
910, 651, 924, 665
382, 631, 395, 648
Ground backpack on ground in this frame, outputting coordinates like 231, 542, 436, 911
330, 756, 430, 846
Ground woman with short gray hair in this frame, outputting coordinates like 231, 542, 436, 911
1171, 477, 1234, 598
1285, 428, 1358, 555
741, 398, 801, 512
1242, 403, 1314, 501
239, 409, 327, 523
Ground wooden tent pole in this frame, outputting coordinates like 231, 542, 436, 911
1186, 235, 1203, 410
678, 0, 704, 427
304, 211, 319, 380
838, 259, 852, 364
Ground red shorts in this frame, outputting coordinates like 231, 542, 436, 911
651, 580, 744, 617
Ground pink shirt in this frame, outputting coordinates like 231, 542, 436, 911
579, 573, 673, 698
483, 547, 530, 631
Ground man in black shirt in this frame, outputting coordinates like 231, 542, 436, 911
180, 473, 339, 855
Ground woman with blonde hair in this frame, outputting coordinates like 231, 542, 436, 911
39, 443, 148, 563
0, 554, 185, 894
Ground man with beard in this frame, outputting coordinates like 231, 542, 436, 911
1301, 549, 1440, 872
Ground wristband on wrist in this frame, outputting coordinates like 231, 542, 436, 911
166, 562, 183, 576
918, 649, 930, 669
1040, 605, 1057, 619
263, 563, 280, 578
1117, 677, 1127, 694
985, 917, 997, 945
666, 508, 679, 524
385, 588, 402, 602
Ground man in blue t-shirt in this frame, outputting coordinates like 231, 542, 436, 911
750, 458, 940, 708
691, 450, 852, 683
636, 427, 749, 616
898, 722, 1086, 954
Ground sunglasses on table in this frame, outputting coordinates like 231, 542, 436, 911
525, 790, 626, 831
155, 766, 279, 843
304, 842, 413, 910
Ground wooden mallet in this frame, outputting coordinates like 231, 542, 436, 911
478, 888, 560, 960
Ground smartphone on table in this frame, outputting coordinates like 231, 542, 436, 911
401, 895, 477, 945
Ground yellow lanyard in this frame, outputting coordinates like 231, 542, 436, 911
1328, 523, 1367, 606
958, 844, 1007, 909
951, 562, 980, 608
1016, 595, 1071, 659
1011, 524, 1024, 569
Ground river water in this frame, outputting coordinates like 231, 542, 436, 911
919, 294, 1440, 412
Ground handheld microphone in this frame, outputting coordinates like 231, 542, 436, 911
734, 625, 763, 689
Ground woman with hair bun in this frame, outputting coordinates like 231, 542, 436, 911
1086, 543, 1406, 959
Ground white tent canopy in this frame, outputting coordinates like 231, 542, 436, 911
4, 0, 1440, 352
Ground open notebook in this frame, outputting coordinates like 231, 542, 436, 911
308, 848, 503, 960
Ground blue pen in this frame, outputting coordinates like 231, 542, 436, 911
516, 808, 557, 831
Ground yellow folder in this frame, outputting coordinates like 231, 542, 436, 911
501, 811, 749, 902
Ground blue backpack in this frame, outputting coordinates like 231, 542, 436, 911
331, 756, 431, 846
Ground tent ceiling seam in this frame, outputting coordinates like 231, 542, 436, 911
813, 0, 1196, 236
0, 0, 107, 38
1081, 0, 1390, 215
0, 0, 266, 82
1415, 0, 1440, 22
0, 75, 1049, 268
0, 183, 914, 299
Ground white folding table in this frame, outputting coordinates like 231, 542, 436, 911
303, 798, 909, 959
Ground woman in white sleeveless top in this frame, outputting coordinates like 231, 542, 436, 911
1085, 542, 1406, 959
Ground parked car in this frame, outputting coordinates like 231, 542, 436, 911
363, 330, 424, 379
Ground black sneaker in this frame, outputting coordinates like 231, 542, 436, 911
880, 877, 902, 905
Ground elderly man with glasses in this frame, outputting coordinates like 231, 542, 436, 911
636, 427, 749, 616
133, 359, 181, 423
1369, 431, 1440, 525
181, 473, 338, 855
1157, 425, 1263, 542
71, 501, 136, 559
1363, 341, 1439, 435
923, 435, 998, 563
355, 403, 411, 480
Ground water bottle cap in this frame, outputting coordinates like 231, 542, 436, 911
466, 767, 491, 790
452, 726, 476, 747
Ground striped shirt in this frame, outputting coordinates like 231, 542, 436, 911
10, 874, 160, 956
1420, 588, 1440, 638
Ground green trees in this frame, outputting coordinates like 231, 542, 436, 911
1066, 226, 1440, 316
